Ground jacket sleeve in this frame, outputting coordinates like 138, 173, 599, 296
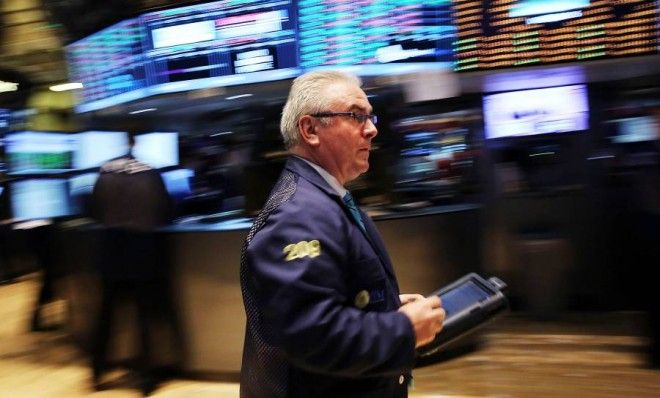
245, 196, 416, 377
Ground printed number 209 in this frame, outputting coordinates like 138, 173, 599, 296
283, 240, 321, 261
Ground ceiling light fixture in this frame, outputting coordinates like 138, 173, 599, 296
49, 82, 83, 92
0, 81, 19, 93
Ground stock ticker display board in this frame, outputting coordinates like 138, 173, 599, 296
65, 0, 659, 112
453, 0, 659, 71
67, 0, 299, 113
65, 18, 148, 110
298, 0, 456, 74
139, 0, 299, 92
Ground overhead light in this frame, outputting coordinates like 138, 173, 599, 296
129, 108, 157, 115
225, 93, 253, 100
49, 82, 83, 92
0, 80, 19, 93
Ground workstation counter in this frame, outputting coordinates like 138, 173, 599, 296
58, 204, 483, 376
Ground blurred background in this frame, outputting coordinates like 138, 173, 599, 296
0, 0, 659, 396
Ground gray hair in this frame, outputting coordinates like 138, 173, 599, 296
280, 70, 361, 149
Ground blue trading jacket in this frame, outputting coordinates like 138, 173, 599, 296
240, 156, 416, 398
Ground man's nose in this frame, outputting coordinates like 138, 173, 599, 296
363, 119, 378, 139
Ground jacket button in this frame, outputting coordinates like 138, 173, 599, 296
354, 290, 370, 309
399, 375, 405, 384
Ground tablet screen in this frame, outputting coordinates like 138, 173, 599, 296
440, 280, 492, 318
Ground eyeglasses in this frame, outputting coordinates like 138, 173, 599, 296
311, 112, 378, 125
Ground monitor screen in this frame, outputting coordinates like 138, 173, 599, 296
139, 0, 299, 95
453, 0, 658, 71
0, 108, 10, 130
483, 85, 589, 139
5, 132, 78, 174
10, 179, 74, 220
66, 19, 148, 113
161, 168, 194, 200
74, 131, 129, 170
298, 0, 455, 75
69, 172, 100, 197
132, 132, 179, 168
441, 280, 492, 318
611, 116, 660, 143
68, 172, 100, 214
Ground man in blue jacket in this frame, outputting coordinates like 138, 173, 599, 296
240, 70, 445, 398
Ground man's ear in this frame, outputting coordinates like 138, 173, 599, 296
298, 115, 321, 147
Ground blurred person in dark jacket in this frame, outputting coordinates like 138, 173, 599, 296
90, 133, 176, 396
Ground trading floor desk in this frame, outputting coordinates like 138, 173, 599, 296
60, 204, 482, 377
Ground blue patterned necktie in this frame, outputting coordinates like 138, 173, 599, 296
343, 192, 366, 232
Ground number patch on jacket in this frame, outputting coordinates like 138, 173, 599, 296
283, 240, 321, 261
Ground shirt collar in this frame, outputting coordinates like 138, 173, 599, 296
295, 156, 347, 197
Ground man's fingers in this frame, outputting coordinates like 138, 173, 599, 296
427, 295, 442, 309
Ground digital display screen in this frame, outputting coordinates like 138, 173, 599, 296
298, 0, 455, 75
453, 0, 658, 71
5, 132, 78, 174
140, 0, 299, 94
440, 280, 491, 318
69, 172, 99, 197
68, 172, 100, 214
611, 116, 660, 143
74, 131, 129, 170
67, 1, 299, 113
132, 132, 179, 169
161, 168, 194, 200
0, 108, 10, 130
66, 19, 148, 112
10, 179, 74, 220
483, 85, 589, 139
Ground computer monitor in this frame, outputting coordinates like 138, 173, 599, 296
4, 132, 78, 175
68, 172, 100, 215
69, 172, 99, 196
483, 85, 589, 139
0, 108, 10, 130
161, 168, 194, 201
74, 131, 129, 170
610, 116, 660, 144
10, 179, 74, 220
132, 132, 179, 169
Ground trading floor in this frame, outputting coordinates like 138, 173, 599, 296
1, 275, 658, 397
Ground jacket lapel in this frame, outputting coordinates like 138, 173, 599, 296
285, 157, 397, 282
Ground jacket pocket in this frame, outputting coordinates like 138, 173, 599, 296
348, 257, 389, 311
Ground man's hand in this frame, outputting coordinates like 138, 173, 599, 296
399, 294, 424, 306
398, 295, 445, 348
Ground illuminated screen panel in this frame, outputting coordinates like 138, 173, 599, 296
74, 131, 129, 170
10, 179, 74, 220
140, 0, 299, 94
5, 132, 78, 175
483, 85, 589, 139
66, 19, 148, 112
161, 168, 194, 200
133, 132, 179, 169
298, 0, 455, 75
610, 116, 660, 143
454, 0, 659, 71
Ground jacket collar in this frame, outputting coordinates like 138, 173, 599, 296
285, 156, 342, 199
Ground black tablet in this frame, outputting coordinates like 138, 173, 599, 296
416, 273, 508, 358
